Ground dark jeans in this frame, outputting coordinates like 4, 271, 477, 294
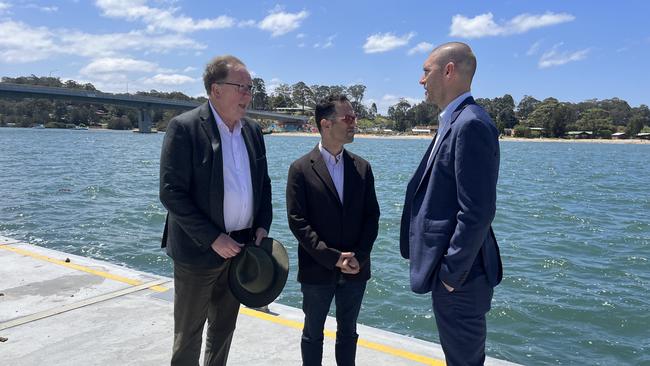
300, 278, 367, 366
171, 261, 240, 366
432, 274, 494, 366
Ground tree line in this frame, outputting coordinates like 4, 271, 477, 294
1, 75, 649, 136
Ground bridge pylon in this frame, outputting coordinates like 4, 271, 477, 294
138, 107, 153, 133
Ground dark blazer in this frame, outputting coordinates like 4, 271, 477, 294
159, 102, 272, 269
400, 97, 502, 293
287, 146, 380, 284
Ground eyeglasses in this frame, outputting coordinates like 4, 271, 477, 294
218, 82, 253, 95
339, 114, 357, 124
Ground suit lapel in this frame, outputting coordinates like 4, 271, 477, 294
409, 137, 435, 194
310, 146, 342, 207
342, 151, 358, 212
199, 102, 226, 231
241, 119, 259, 213
415, 96, 475, 194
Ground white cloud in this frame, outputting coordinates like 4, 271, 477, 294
314, 34, 336, 49
143, 73, 195, 85
296, 33, 305, 39
60, 30, 205, 57
368, 94, 422, 115
450, 12, 575, 38
258, 9, 308, 37
527, 40, 542, 56
183, 66, 197, 72
0, 2, 10, 13
363, 32, 415, 54
0, 20, 206, 63
95, 0, 235, 33
0, 21, 57, 63
538, 43, 589, 68
408, 42, 433, 55
238, 19, 256, 28
80, 57, 161, 75
25, 4, 58, 12
266, 77, 283, 94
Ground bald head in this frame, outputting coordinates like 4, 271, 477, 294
430, 42, 476, 85
420, 41, 477, 109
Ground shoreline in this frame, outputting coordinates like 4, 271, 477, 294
268, 132, 650, 144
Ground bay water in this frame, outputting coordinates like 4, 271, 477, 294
0, 128, 648, 365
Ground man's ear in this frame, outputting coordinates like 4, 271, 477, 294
320, 118, 330, 129
444, 62, 455, 77
210, 83, 220, 98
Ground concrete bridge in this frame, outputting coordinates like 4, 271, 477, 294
0, 82, 307, 133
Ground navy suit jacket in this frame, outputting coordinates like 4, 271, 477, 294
159, 102, 272, 269
400, 97, 503, 293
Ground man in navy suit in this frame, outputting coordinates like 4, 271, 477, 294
400, 42, 503, 366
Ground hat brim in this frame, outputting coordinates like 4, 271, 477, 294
229, 237, 289, 308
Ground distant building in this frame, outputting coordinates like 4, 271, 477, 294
566, 131, 593, 139
411, 125, 437, 134
612, 132, 627, 139
274, 105, 314, 116
637, 132, 650, 140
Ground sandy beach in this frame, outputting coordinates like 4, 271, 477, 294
268, 132, 650, 144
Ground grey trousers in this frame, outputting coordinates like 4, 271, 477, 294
171, 261, 240, 366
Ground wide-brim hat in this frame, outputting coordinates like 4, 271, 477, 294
229, 237, 289, 308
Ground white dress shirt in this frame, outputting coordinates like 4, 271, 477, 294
319, 141, 344, 203
209, 101, 254, 232
427, 91, 472, 168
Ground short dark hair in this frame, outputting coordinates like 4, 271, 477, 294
203, 55, 246, 95
314, 94, 349, 132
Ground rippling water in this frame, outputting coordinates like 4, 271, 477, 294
1, 128, 648, 365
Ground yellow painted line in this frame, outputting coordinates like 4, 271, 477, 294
0, 244, 168, 292
240, 307, 445, 365
1, 242, 443, 365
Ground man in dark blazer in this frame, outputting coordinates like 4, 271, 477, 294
400, 42, 503, 366
287, 95, 380, 366
160, 55, 272, 366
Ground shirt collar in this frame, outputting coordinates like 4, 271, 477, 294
209, 100, 242, 136
438, 91, 472, 128
318, 141, 343, 165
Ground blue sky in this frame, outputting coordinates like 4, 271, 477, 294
1, 0, 648, 114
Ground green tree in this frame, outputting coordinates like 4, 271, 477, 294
107, 116, 132, 130
516, 95, 541, 122
575, 108, 614, 136
626, 115, 645, 136
270, 83, 293, 109
347, 84, 366, 104
251, 78, 268, 110
598, 98, 631, 126
291, 81, 314, 112
630, 104, 650, 127
310, 85, 330, 103
527, 98, 571, 137
410, 101, 438, 126
387, 99, 412, 131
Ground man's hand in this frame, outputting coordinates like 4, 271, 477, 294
442, 280, 455, 292
336, 252, 360, 275
211, 233, 244, 259
254, 227, 268, 246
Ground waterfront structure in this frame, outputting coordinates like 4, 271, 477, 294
0, 83, 307, 133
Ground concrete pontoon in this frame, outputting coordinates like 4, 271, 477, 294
0, 236, 518, 365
